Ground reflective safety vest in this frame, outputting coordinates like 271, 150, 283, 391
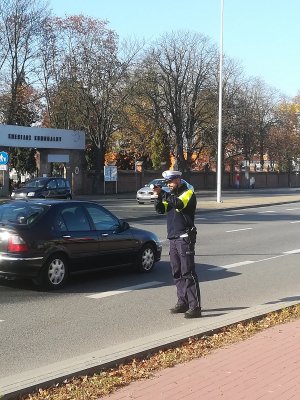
155, 183, 196, 239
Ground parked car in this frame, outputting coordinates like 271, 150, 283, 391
136, 178, 194, 204
11, 177, 72, 200
0, 200, 162, 289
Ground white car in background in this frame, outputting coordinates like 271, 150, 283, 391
136, 178, 194, 204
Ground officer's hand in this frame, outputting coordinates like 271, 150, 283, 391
150, 184, 162, 194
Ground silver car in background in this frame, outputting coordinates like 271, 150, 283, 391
136, 178, 194, 204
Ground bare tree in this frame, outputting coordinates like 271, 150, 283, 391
39, 15, 141, 191
139, 31, 218, 172
0, 0, 49, 124
207, 56, 246, 172
249, 79, 277, 170
224, 78, 278, 174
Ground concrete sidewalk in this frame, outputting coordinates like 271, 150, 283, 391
196, 188, 300, 212
2, 189, 300, 399
102, 318, 300, 400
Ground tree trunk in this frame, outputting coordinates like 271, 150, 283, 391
92, 146, 105, 193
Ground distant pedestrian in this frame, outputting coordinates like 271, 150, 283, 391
250, 176, 255, 189
236, 173, 240, 189
152, 170, 201, 318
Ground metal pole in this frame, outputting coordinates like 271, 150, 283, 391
217, 0, 224, 203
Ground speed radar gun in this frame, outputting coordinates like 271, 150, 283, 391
150, 183, 162, 190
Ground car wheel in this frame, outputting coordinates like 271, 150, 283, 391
35, 254, 69, 290
66, 195, 72, 200
135, 244, 155, 272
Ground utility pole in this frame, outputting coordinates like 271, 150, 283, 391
217, 0, 224, 203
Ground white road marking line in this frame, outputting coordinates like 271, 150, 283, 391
226, 227, 253, 233
289, 221, 300, 224
286, 208, 300, 211
86, 281, 163, 299
258, 210, 276, 213
195, 217, 207, 220
209, 261, 254, 271
222, 261, 255, 268
0, 320, 4, 322
209, 248, 300, 272
224, 213, 245, 216
255, 255, 285, 262
283, 249, 300, 254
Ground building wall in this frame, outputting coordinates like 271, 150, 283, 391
81, 170, 298, 194
38, 149, 85, 195
0, 125, 86, 196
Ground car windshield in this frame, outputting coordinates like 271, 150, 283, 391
0, 202, 47, 225
22, 179, 48, 188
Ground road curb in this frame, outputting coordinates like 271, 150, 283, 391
1, 299, 300, 400
198, 199, 300, 213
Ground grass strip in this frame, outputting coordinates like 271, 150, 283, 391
22, 304, 300, 400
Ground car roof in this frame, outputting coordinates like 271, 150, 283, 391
5, 199, 96, 206
148, 178, 188, 185
149, 178, 165, 182
27, 177, 67, 182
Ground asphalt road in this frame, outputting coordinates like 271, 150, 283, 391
1, 199, 300, 380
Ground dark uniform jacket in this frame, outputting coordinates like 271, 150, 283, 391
154, 182, 196, 239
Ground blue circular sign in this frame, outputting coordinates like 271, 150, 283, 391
0, 151, 9, 165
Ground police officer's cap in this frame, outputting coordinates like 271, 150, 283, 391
162, 170, 182, 181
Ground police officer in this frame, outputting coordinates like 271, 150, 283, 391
153, 170, 202, 318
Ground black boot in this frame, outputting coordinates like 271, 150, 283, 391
170, 303, 189, 314
184, 307, 202, 318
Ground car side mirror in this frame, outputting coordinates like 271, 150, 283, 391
120, 220, 130, 231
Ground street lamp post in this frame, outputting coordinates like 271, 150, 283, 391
217, 0, 224, 203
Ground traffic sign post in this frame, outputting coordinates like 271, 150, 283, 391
103, 166, 118, 194
0, 151, 9, 165
0, 150, 9, 197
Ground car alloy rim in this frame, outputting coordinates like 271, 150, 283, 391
48, 258, 65, 285
142, 248, 154, 271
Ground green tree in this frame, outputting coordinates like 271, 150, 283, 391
9, 147, 37, 180
150, 129, 170, 169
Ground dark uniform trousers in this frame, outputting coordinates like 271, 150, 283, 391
169, 238, 201, 310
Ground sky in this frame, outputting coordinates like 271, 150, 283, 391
49, 0, 300, 99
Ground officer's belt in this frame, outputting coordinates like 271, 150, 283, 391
169, 233, 189, 240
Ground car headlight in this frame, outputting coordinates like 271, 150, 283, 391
27, 192, 35, 197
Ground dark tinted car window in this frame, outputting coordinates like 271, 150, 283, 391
47, 180, 57, 189
61, 207, 90, 231
52, 213, 67, 231
0, 202, 46, 225
85, 205, 120, 231
23, 178, 48, 188
57, 179, 66, 188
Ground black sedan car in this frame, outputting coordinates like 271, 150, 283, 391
0, 200, 162, 289
11, 177, 72, 200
